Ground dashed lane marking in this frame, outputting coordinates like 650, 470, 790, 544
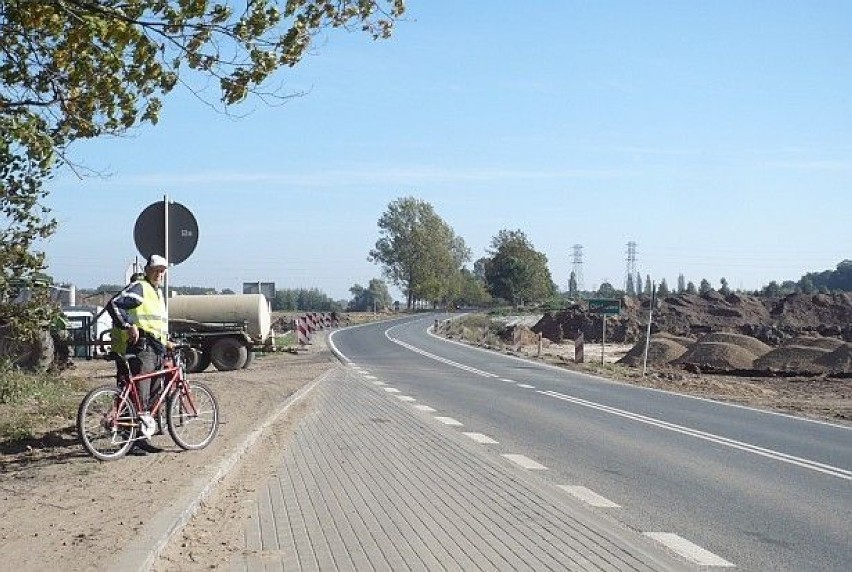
413, 405, 436, 412
557, 485, 621, 508
462, 432, 499, 444
372, 381, 386, 386
434, 416, 463, 426
501, 378, 516, 383
396, 395, 416, 402
517, 384, 536, 389
502, 454, 547, 470
383, 387, 400, 393
644, 533, 735, 567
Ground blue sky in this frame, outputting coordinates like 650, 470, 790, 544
43, 1, 852, 301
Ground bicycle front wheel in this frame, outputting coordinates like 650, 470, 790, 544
166, 381, 219, 450
77, 384, 137, 461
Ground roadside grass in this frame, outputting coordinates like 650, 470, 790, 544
0, 363, 87, 444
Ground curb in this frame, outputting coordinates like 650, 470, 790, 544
115, 367, 334, 572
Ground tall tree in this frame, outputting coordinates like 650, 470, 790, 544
482, 229, 555, 307
699, 278, 712, 295
658, 278, 670, 297
719, 277, 731, 295
1, 0, 405, 304
568, 271, 578, 298
677, 273, 686, 294
369, 197, 469, 309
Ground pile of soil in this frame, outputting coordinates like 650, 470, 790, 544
814, 344, 852, 373
617, 337, 688, 367
754, 345, 832, 373
697, 332, 771, 356
534, 291, 852, 348
673, 341, 759, 371
532, 302, 644, 344
782, 336, 847, 350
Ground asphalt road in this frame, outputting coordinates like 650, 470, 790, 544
331, 314, 852, 571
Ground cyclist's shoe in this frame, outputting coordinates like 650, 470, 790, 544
136, 440, 164, 454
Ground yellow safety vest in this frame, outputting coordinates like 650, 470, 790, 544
130, 280, 168, 345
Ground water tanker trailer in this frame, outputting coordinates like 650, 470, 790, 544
168, 293, 273, 372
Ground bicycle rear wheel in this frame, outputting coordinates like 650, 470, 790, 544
166, 381, 219, 450
77, 384, 137, 461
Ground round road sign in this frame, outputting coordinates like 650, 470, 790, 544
133, 201, 199, 265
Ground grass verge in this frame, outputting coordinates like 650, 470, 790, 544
0, 363, 87, 445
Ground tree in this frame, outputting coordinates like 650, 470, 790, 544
596, 281, 618, 298
369, 197, 470, 309
1, 0, 405, 330
644, 274, 652, 296
677, 274, 686, 294
635, 272, 642, 296
686, 281, 697, 294
625, 273, 635, 297
568, 271, 578, 298
348, 278, 392, 312
482, 229, 555, 307
719, 277, 731, 296
699, 279, 712, 295
658, 278, 669, 297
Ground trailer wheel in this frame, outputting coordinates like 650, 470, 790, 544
180, 347, 201, 372
191, 350, 211, 373
210, 337, 248, 371
242, 350, 254, 369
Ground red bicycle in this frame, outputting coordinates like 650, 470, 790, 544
77, 346, 219, 461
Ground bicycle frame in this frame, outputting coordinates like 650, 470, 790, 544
113, 353, 199, 435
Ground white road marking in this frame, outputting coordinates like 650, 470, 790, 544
540, 390, 852, 481
557, 485, 621, 508
413, 405, 436, 412
396, 395, 416, 402
383, 387, 400, 393
501, 378, 516, 383
517, 383, 535, 389
462, 432, 499, 444
385, 331, 498, 378
502, 454, 547, 470
434, 416, 463, 426
644, 533, 735, 567
372, 381, 386, 386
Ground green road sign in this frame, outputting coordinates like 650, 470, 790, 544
588, 298, 621, 314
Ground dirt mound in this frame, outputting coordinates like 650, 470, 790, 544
697, 332, 771, 357
814, 344, 852, 373
782, 336, 846, 350
534, 291, 852, 350
618, 337, 688, 367
532, 303, 642, 344
753, 345, 831, 373
673, 341, 758, 371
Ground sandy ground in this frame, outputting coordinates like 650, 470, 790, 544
0, 339, 337, 572
1, 322, 849, 572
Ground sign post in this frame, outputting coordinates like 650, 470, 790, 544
588, 298, 621, 365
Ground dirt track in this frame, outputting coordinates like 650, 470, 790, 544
0, 341, 336, 571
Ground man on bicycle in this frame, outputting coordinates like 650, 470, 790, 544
107, 255, 173, 453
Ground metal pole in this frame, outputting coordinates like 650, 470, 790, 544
642, 282, 655, 377
163, 194, 170, 316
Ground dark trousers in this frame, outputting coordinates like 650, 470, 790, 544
130, 345, 163, 410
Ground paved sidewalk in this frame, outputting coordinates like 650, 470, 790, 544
229, 367, 688, 571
